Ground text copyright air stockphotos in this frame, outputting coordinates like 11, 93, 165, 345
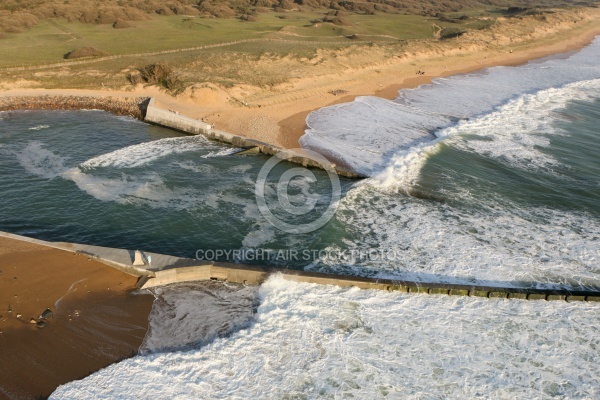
255, 148, 341, 234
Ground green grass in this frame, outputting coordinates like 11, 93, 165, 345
270, 13, 434, 40
0, 11, 441, 67
345, 14, 435, 39
0, 8, 508, 90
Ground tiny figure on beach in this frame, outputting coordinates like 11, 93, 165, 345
211, 123, 215, 130
147, 255, 152, 267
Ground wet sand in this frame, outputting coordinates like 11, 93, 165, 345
0, 236, 154, 399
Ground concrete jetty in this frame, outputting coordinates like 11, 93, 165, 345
141, 263, 600, 302
3, 231, 599, 303
143, 98, 365, 179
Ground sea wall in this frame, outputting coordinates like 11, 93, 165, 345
141, 261, 600, 303
3, 230, 599, 302
0, 95, 364, 177
0, 95, 149, 119
144, 98, 365, 178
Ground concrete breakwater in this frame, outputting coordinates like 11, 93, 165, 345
144, 98, 366, 178
141, 263, 600, 303
0, 95, 149, 119
3, 231, 598, 303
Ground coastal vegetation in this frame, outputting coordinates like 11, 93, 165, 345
0, 1, 598, 92
2, 0, 592, 35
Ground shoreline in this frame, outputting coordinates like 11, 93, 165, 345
0, 234, 154, 399
1, 12, 600, 398
0, 13, 599, 150
1, 229, 599, 397
277, 22, 600, 146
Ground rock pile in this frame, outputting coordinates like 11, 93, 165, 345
0, 96, 150, 120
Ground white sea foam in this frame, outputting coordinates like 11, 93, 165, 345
82, 136, 218, 169
368, 78, 600, 192
51, 275, 600, 399
302, 38, 600, 177
28, 124, 50, 131
17, 141, 69, 179
301, 96, 449, 175
174, 160, 216, 174
14, 135, 244, 209
62, 168, 201, 210
229, 163, 253, 174
440, 79, 600, 172
316, 184, 600, 289
200, 147, 238, 158
241, 223, 276, 248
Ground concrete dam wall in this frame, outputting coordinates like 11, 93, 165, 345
144, 98, 365, 178
140, 262, 600, 303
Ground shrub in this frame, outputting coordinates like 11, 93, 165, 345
133, 63, 184, 92
64, 47, 110, 59
240, 14, 257, 21
440, 27, 466, 39
113, 19, 132, 28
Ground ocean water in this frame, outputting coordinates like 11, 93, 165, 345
2, 38, 600, 399
51, 276, 600, 400
0, 111, 354, 261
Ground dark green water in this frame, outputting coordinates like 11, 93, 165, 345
0, 110, 353, 263
0, 81, 599, 290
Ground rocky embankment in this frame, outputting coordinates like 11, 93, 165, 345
0, 95, 150, 119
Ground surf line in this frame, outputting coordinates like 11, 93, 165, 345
143, 98, 366, 179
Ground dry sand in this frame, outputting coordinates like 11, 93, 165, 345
0, 236, 154, 399
1, 9, 599, 150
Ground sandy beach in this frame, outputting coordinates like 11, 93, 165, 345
1, 6, 600, 398
1, 8, 600, 149
0, 236, 153, 399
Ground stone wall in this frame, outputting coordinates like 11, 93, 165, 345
0, 95, 150, 120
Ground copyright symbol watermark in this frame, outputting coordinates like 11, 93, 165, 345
255, 148, 341, 234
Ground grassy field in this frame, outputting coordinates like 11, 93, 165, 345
0, 5, 587, 91
0, 11, 457, 67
